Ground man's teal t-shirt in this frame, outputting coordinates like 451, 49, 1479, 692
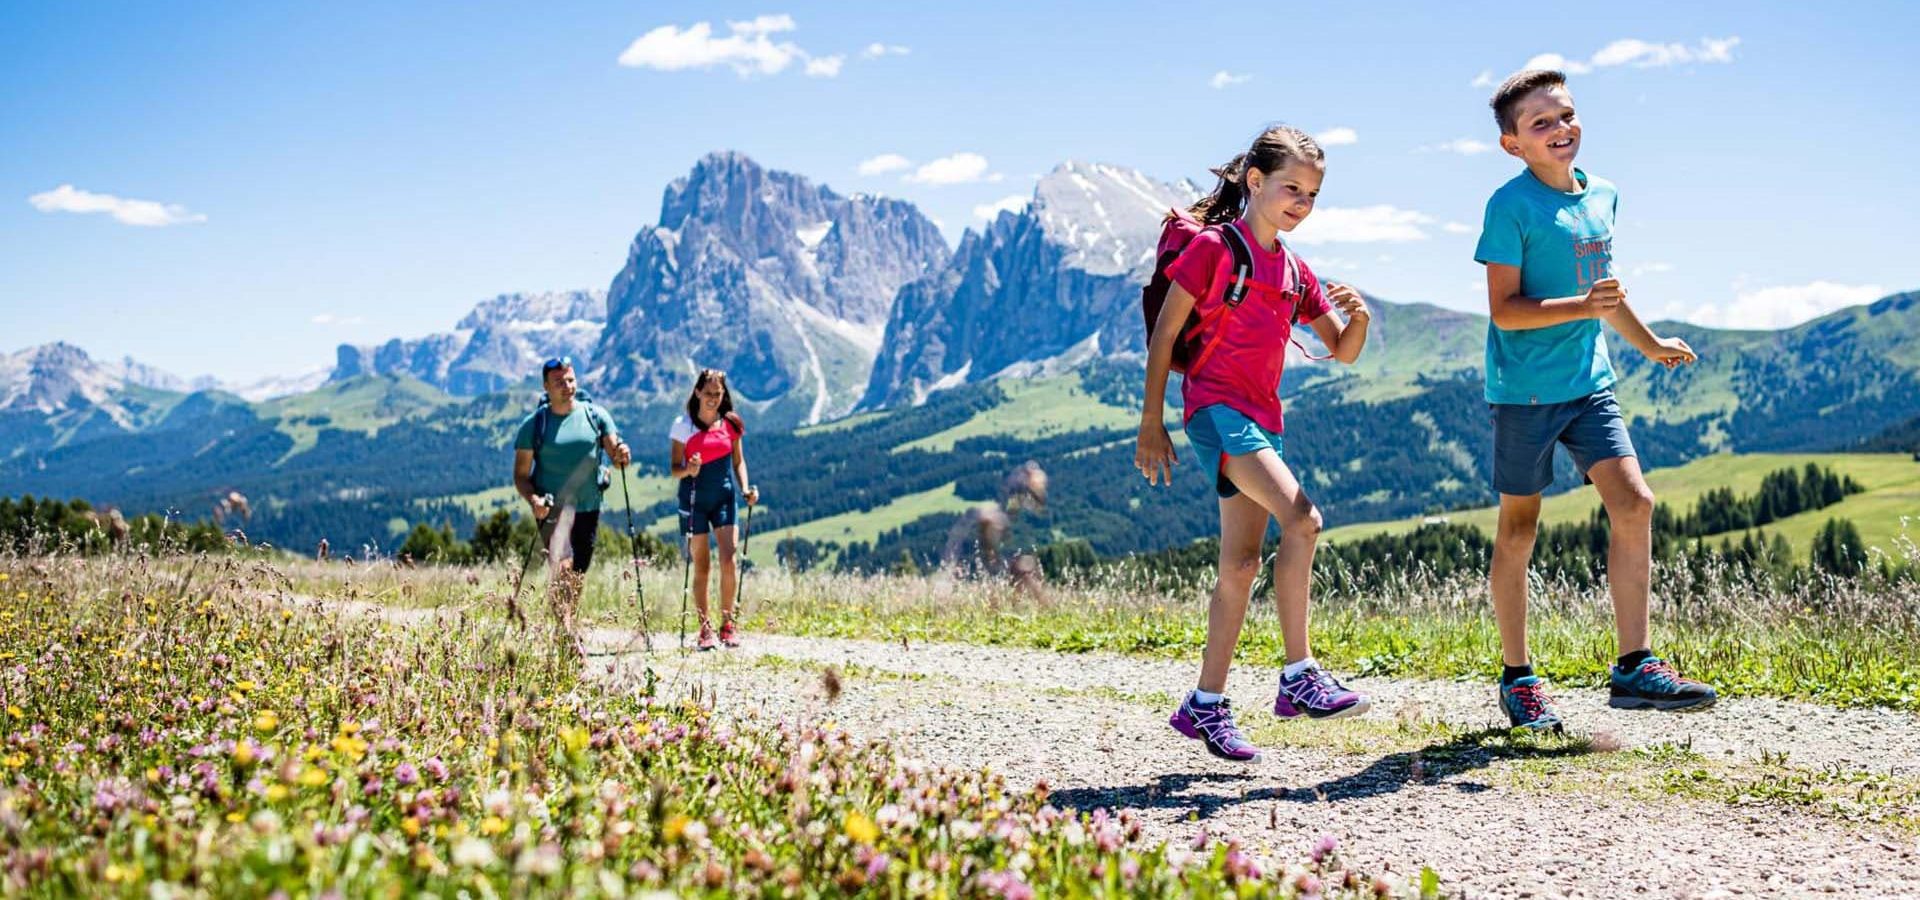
513, 403, 617, 511
1473, 167, 1619, 406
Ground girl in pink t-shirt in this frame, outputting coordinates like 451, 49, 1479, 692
1136, 125, 1375, 762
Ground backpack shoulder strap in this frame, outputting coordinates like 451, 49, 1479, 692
530, 406, 547, 456
1214, 223, 1256, 308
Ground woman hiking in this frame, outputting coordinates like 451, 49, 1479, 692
669, 368, 760, 650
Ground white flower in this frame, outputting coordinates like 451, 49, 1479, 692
452, 838, 498, 869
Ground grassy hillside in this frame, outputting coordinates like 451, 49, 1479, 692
746, 481, 977, 566
891, 372, 1135, 454
260, 373, 459, 455
1322, 452, 1920, 553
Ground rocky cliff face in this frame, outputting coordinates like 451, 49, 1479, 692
595, 151, 949, 424
862, 162, 1197, 408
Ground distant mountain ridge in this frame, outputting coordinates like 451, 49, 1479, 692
331, 289, 607, 396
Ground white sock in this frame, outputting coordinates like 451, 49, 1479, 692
1192, 688, 1224, 705
1283, 657, 1318, 680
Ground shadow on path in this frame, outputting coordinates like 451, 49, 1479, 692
1050, 728, 1594, 819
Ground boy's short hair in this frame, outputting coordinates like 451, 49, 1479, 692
1490, 69, 1567, 134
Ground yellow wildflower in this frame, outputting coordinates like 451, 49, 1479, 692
844, 811, 879, 845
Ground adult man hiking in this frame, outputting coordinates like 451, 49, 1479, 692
512, 357, 631, 644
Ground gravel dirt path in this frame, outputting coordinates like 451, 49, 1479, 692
349, 602, 1920, 898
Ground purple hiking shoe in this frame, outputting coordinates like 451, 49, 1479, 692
1274, 665, 1371, 720
1169, 693, 1262, 762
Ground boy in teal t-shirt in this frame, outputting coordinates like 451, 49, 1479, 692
1472, 69, 1717, 730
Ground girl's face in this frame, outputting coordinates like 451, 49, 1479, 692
696, 379, 725, 412
1245, 159, 1324, 233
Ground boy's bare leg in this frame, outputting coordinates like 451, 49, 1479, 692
1586, 456, 1655, 656
1492, 493, 1543, 667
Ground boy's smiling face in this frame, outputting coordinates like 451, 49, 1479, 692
1501, 85, 1581, 168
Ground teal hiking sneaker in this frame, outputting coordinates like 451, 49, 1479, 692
1609, 656, 1717, 711
1499, 676, 1563, 732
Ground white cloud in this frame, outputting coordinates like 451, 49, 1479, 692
1418, 138, 1496, 155
1590, 36, 1741, 68
1315, 127, 1358, 146
1442, 221, 1477, 235
804, 54, 844, 77
904, 152, 997, 185
973, 195, 1029, 220
1471, 69, 1496, 88
862, 43, 910, 58
28, 184, 206, 227
1686, 281, 1884, 330
857, 153, 912, 176
1629, 261, 1675, 276
1524, 52, 1592, 76
617, 14, 843, 79
1289, 205, 1435, 245
310, 313, 366, 326
1516, 36, 1740, 79
1209, 70, 1251, 90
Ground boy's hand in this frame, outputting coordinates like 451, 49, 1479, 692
1135, 421, 1178, 486
1327, 283, 1370, 320
1582, 278, 1625, 317
1647, 335, 1697, 368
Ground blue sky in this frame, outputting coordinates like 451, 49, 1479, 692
3, 1, 1917, 384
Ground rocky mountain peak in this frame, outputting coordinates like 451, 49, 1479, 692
596, 151, 950, 425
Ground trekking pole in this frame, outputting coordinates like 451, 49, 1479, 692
736, 487, 755, 621
678, 456, 698, 653
618, 468, 652, 653
507, 494, 552, 629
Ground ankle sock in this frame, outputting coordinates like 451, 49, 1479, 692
1616, 649, 1654, 672
1192, 689, 1223, 706
1501, 663, 1534, 685
1282, 657, 1317, 680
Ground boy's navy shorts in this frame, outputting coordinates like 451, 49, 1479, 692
1490, 390, 1636, 496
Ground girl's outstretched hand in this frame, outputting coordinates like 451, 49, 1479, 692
1135, 421, 1178, 486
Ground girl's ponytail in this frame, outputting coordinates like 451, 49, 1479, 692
1184, 127, 1325, 226
1187, 152, 1250, 225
